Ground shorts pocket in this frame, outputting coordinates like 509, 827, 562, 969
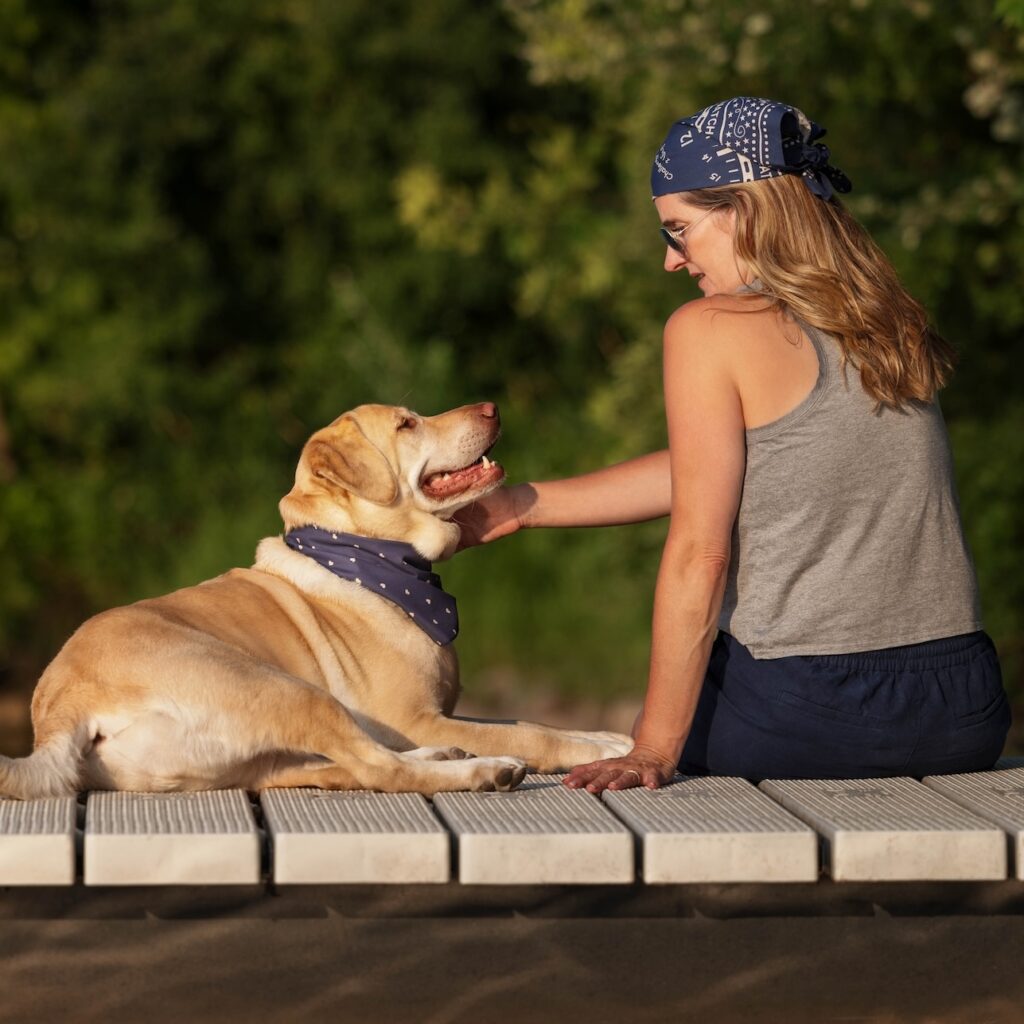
777, 690, 892, 731
955, 686, 1009, 726
950, 641, 1007, 724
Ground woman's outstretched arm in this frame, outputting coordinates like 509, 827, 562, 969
453, 449, 671, 548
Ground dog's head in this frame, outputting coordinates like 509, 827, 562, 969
279, 402, 505, 560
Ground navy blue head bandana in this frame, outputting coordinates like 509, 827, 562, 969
651, 97, 852, 202
284, 527, 458, 646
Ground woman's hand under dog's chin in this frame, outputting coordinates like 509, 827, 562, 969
452, 483, 536, 551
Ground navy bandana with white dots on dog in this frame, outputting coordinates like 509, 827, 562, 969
283, 526, 459, 646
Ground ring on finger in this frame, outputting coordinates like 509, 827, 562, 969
622, 768, 642, 784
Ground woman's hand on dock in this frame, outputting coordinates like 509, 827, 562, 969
562, 745, 678, 793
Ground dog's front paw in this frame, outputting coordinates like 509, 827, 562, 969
407, 745, 475, 761
592, 732, 633, 759
539, 731, 635, 772
474, 757, 527, 792
558, 731, 633, 762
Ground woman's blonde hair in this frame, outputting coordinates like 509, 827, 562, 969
684, 175, 956, 408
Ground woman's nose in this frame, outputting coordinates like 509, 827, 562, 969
664, 246, 687, 272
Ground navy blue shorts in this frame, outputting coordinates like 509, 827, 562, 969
679, 631, 1011, 780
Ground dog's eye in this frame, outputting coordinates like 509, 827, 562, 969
397, 416, 417, 431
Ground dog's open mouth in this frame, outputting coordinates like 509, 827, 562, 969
420, 453, 505, 500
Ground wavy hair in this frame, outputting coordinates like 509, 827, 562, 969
683, 175, 956, 409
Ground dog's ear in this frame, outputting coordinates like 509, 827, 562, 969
307, 417, 399, 506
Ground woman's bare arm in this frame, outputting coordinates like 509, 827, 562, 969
565, 299, 747, 790
454, 449, 670, 548
519, 449, 671, 527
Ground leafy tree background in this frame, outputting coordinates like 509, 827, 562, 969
1, 0, 1021, 753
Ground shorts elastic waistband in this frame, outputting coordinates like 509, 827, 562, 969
799, 631, 992, 671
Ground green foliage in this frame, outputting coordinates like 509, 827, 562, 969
997, 0, 1024, 31
0, 0, 1021, 725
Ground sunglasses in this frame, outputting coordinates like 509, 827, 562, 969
659, 208, 715, 257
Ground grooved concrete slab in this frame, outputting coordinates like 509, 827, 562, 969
0, 798, 77, 885
602, 776, 818, 883
923, 765, 1024, 880
432, 775, 633, 884
84, 790, 260, 885
262, 789, 449, 884
759, 777, 1006, 881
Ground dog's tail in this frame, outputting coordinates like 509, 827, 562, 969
0, 731, 83, 800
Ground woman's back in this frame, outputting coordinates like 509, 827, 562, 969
726, 300, 821, 430
714, 301, 981, 658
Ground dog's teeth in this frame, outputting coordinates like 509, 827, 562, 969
481, 455, 491, 469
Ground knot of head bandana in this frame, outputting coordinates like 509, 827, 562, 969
797, 140, 830, 170
780, 119, 853, 201
651, 97, 853, 202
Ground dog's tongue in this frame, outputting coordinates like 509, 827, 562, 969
422, 459, 502, 499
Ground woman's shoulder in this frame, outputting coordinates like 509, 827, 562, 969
663, 294, 781, 349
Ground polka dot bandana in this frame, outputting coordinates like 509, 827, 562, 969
651, 96, 852, 202
284, 526, 459, 646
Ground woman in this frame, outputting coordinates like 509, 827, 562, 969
456, 97, 1010, 792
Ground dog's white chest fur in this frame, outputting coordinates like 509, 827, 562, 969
254, 538, 459, 711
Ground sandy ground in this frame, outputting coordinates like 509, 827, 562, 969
0, 884, 1023, 1023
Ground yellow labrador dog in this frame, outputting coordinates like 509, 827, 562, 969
0, 402, 631, 799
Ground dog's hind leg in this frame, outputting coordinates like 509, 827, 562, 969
217, 668, 526, 794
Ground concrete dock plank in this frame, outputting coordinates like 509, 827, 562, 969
84, 790, 260, 885
0, 797, 77, 885
924, 764, 1024, 880
603, 775, 818, 883
758, 777, 1006, 881
262, 789, 450, 884
432, 775, 633, 884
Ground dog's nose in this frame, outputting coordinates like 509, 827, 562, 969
478, 402, 498, 420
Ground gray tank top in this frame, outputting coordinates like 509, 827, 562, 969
719, 320, 981, 659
